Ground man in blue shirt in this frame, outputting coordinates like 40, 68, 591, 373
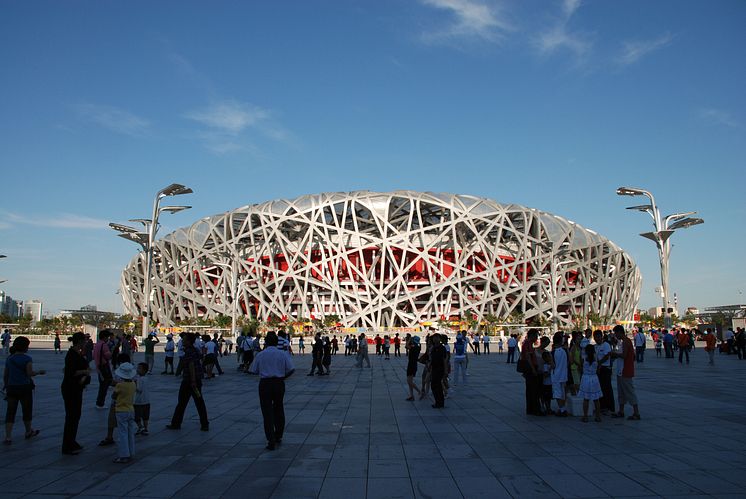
249, 332, 295, 450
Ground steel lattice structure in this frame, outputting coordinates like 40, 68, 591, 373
120, 191, 641, 328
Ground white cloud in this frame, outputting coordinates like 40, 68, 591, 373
185, 100, 270, 134
698, 107, 743, 130
184, 100, 289, 154
75, 103, 150, 136
618, 32, 673, 65
4, 212, 109, 230
534, 0, 591, 61
419, 0, 513, 44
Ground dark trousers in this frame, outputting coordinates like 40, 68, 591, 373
484, 344, 490, 354
310, 353, 323, 374
61, 388, 82, 452
507, 347, 516, 363
431, 373, 445, 407
598, 366, 615, 413
170, 380, 208, 428
678, 347, 690, 363
737, 344, 746, 360
175, 357, 184, 376
258, 378, 286, 443
213, 355, 224, 375
394, 344, 401, 357
664, 343, 673, 358
524, 373, 541, 415
95, 374, 111, 407
164, 356, 174, 373
635, 346, 644, 362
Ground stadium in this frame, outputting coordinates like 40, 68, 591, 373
119, 191, 641, 329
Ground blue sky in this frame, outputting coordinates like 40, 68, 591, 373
1, 0, 744, 315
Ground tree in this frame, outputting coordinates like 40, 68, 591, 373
323, 314, 340, 329
214, 314, 231, 329
483, 313, 499, 334
16, 314, 32, 333
682, 312, 698, 328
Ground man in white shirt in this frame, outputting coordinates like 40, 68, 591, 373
162, 333, 175, 374
594, 330, 615, 415
249, 332, 295, 450
482, 334, 490, 354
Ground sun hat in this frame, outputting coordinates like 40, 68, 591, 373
114, 362, 136, 380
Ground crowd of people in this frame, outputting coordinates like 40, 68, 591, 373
2, 323, 744, 463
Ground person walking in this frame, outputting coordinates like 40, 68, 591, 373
735, 328, 746, 360
248, 332, 295, 450
61, 332, 91, 455
1, 329, 11, 356
677, 330, 690, 364
355, 333, 370, 368
704, 329, 717, 366
308, 333, 324, 376
483, 334, 490, 354
3, 337, 45, 445
322, 336, 332, 375
405, 336, 422, 401
298, 336, 305, 355
429, 335, 447, 408
394, 333, 401, 357
162, 333, 175, 374
142, 332, 159, 374
611, 325, 641, 420
663, 330, 674, 358
93, 330, 113, 409
166, 333, 209, 431
452, 333, 468, 386
383, 335, 391, 360
53, 332, 61, 354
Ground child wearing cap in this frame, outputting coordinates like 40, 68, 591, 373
112, 362, 137, 463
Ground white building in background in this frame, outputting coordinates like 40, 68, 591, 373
22, 299, 43, 324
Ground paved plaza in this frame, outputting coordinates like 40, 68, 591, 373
1, 342, 745, 499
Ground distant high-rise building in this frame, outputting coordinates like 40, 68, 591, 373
22, 299, 43, 325
0, 291, 21, 319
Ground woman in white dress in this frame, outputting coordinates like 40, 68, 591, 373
578, 344, 603, 422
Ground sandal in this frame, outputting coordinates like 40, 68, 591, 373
627, 414, 641, 420
98, 438, 115, 446
24, 429, 40, 439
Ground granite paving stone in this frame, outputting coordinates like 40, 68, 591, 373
1, 343, 744, 498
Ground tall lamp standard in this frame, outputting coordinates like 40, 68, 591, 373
616, 187, 703, 329
110, 183, 193, 338
0, 255, 7, 285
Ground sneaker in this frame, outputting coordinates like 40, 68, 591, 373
135, 428, 143, 436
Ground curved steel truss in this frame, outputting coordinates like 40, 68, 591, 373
120, 191, 641, 328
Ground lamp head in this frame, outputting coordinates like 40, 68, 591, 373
128, 218, 152, 226
625, 204, 653, 212
0, 254, 6, 258
109, 222, 140, 234
160, 183, 193, 197
159, 205, 191, 214
668, 217, 704, 231
616, 186, 646, 196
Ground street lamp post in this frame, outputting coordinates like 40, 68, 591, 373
616, 187, 703, 329
110, 183, 193, 338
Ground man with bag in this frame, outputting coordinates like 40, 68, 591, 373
93, 330, 113, 409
